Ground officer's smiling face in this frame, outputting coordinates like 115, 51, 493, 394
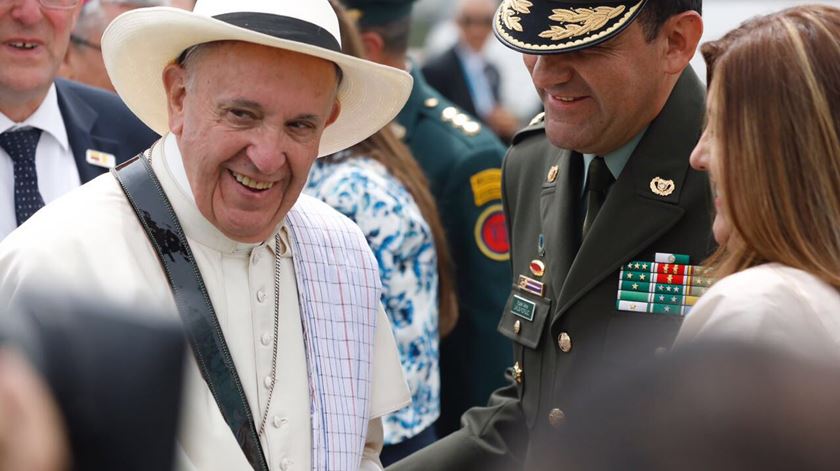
163, 41, 341, 243
523, 21, 675, 156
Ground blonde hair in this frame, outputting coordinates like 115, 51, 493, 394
702, 5, 840, 289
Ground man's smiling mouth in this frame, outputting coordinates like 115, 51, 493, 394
230, 170, 274, 191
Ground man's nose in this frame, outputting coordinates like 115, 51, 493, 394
246, 130, 288, 175
530, 55, 575, 89
7, 0, 45, 25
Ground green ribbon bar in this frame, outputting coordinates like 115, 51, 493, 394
615, 300, 691, 316
617, 290, 684, 306
619, 280, 707, 297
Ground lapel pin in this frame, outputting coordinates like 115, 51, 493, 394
650, 177, 676, 197
547, 165, 559, 183
518, 274, 545, 297
85, 149, 116, 169
529, 260, 545, 278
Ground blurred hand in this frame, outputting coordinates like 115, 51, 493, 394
486, 106, 521, 142
0, 348, 69, 471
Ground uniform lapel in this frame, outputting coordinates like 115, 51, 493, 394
553, 69, 706, 320
540, 148, 580, 302
55, 80, 122, 183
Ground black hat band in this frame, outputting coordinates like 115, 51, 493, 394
214, 12, 341, 53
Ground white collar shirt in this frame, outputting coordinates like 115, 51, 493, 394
0, 84, 80, 239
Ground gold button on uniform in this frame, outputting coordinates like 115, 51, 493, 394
513, 361, 523, 384
557, 332, 572, 353
514, 320, 521, 334
548, 408, 566, 429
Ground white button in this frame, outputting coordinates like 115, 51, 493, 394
280, 457, 292, 471
272, 416, 288, 428
256, 290, 266, 303
260, 333, 272, 346
264, 376, 273, 389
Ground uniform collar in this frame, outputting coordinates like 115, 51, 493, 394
582, 126, 647, 187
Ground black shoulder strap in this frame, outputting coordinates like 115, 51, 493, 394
112, 154, 269, 471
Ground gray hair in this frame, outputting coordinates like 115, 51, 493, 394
74, 0, 170, 39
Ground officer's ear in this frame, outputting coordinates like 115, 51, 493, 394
359, 31, 387, 64
659, 11, 704, 75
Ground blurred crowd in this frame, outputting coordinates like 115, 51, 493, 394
0, 0, 839, 470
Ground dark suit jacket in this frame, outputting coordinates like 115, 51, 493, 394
422, 46, 501, 120
389, 69, 714, 470
55, 79, 159, 183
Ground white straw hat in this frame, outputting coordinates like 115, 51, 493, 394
101, 0, 413, 157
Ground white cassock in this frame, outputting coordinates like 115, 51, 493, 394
0, 133, 410, 471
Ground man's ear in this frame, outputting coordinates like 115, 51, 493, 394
660, 11, 704, 75
325, 100, 342, 128
162, 63, 188, 135
359, 31, 386, 63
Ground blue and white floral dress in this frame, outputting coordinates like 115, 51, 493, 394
304, 155, 440, 444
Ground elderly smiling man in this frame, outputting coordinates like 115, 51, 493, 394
0, 1, 413, 470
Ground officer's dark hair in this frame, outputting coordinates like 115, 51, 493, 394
358, 16, 412, 57
636, 0, 702, 42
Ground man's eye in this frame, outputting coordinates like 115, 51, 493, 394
288, 120, 316, 131
225, 108, 258, 123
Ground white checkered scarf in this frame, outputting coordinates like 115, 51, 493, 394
285, 195, 380, 470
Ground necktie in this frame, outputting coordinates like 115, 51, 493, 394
581, 156, 614, 239
0, 128, 45, 226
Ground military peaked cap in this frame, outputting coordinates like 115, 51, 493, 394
494, 0, 648, 54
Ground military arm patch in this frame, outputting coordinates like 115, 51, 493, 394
475, 204, 510, 262
470, 168, 502, 207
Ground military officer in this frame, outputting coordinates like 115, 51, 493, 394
342, 0, 514, 442
389, 0, 713, 469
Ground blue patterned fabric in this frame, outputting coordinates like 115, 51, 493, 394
0, 128, 45, 226
305, 155, 440, 444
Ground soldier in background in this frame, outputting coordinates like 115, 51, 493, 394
342, 0, 513, 443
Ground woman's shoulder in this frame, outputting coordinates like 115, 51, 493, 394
677, 263, 840, 351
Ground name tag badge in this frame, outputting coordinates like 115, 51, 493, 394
511, 295, 536, 321
86, 149, 116, 169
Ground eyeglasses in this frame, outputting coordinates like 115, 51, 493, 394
457, 15, 494, 28
2, 0, 80, 9
70, 34, 101, 51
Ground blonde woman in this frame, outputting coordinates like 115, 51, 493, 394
676, 5, 840, 356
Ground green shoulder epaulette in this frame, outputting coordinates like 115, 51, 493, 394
512, 111, 546, 145
423, 96, 482, 137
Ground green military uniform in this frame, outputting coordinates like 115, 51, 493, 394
342, 0, 513, 437
398, 67, 513, 436
388, 0, 714, 468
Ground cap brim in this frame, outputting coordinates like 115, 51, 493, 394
102, 7, 412, 157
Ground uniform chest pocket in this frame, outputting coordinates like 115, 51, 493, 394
497, 285, 552, 350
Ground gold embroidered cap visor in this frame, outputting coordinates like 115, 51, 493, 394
494, 0, 648, 54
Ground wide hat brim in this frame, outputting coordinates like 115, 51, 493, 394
102, 7, 412, 157
494, 0, 648, 54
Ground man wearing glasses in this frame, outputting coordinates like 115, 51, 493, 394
0, 0, 157, 240
60, 0, 167, 92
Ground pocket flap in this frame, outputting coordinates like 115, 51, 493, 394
497, 285, 552, 349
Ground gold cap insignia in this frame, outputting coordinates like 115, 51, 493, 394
650, 177, 675, 197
